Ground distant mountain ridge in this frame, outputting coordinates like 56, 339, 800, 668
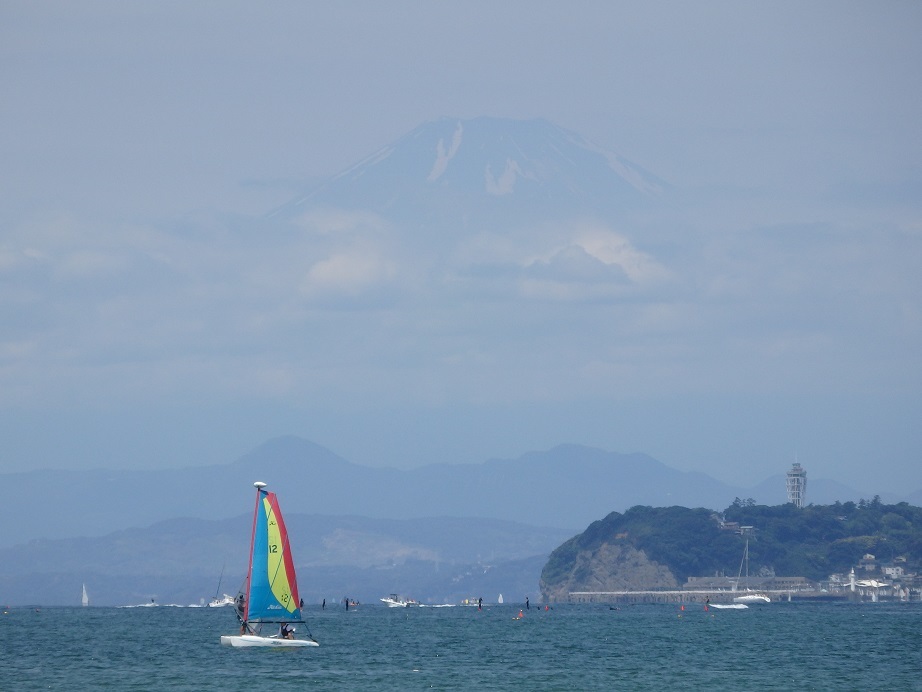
0, 436, 910, 550
0, 512, 571, 606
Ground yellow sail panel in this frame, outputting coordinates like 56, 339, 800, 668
263, 498, 297, 614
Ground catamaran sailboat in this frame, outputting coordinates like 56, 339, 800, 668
220, 482, 319, 648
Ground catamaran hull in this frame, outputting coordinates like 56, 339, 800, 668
220, 634, 318, 648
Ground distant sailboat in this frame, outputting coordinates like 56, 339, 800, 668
81, 583, 89, 607
497, 593, 504, 604
220, 481, 318, 648
732, 538, 771, 604
208, 563, 235, 607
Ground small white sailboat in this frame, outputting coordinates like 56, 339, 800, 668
81, 583, 89, 607
220, 482, 319, 648
208, 563, 235, 607
732, 538, 771, 604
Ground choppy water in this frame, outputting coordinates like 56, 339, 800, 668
1, 601, 920, 690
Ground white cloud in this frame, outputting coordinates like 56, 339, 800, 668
573, 229, 671, 284
302, 251, 396, 298
518, 226, 671, 289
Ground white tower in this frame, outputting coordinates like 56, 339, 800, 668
786, 462, 807, 508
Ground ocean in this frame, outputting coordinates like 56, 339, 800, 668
1, 601, 920, 690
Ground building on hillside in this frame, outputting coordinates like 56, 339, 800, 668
786, 461, 807, 508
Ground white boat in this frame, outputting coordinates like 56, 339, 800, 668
208, 563, 236, 607
733, 592, 771, 604
380, 594, 419, 608
732, 538, 771, 604
208, 594, 236, 607
710, 603, 749, 610
81, 583, 89, 607
220, 482, 319, 648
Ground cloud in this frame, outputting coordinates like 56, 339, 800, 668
450, 222, 671, 303
301, 251, 397, 299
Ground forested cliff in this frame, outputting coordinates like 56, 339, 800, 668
540, 499, 922, 602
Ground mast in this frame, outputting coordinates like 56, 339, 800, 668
735, 538, 750, 589
244, 481, 267, 623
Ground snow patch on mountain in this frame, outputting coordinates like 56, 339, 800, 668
485, 158, 533, 195
428, 121, 463, 182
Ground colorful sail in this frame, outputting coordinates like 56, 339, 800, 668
244, 487, 302, 623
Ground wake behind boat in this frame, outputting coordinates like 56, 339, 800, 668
220, 482, 318, 648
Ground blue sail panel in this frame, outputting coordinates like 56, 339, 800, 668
246, 490, 302, 622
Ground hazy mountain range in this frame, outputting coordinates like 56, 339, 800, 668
0, 512, 567, 607
3, 436, 910, 551
2, 436, 917, 606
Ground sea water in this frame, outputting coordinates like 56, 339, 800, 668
1, 602, 920, 690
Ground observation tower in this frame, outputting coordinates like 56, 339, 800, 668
786, 461, 807, 508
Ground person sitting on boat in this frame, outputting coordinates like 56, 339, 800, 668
280, 623, 294, 640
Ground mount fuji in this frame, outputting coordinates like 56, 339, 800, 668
270, 116, 668, 228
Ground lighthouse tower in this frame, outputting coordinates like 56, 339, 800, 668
786, 462, 807, 508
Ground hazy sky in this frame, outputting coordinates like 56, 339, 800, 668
2, 1, 920, 496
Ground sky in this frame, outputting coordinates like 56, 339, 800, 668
1, 1, 920, 496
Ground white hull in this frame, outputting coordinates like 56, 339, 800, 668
710, 603, 749, 610
208, 594, 236, 607
381, 596, 418, 608
220, 634, 318, 648
733, 593, 771, 604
